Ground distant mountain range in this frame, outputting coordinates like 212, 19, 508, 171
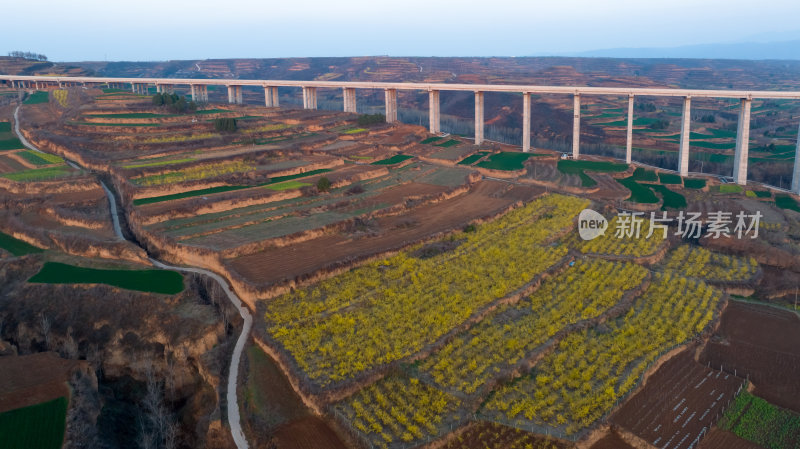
570, 39, 800, 60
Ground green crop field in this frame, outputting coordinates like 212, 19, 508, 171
754, 190, 772, 198
617, 176, 659, 203
457, 151, 489, 165
476, 152, 535, 171
719, 184, 744, 194
2, 166, 73, 182
650, 184, 687, 209
595, 117, 660, 127
194, 108, 229, 114
123, 157, 195, 169
0, 137, 25, 151
434, 139, 461, 148
133, 185, 250, 205
720, 391, 800, 449
0, 231, 44, 256
17, 151, 64, 166
0, 122, 11, 132
683, 178, 707, 189
371, 154, 413, 165
133, 169, 333, 205
29, 262, 185, 294
558, 160, 628, 187
631, 168, 658, 182
421, 136, 444, 144
267, 169, 332, 184
83, 112, 175, 119
0, 397, 68, 449
690, 141, 736, 150
265, 180, 311, 191
658, 173, 682, 184
342, 128, 367, 134
23, 91, 49, 105
775, 194, 800, 213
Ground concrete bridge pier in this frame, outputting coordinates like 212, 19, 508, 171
191, 85, 208, 103
343, 87, 357, 113
678, 96, 692, 177
227, 85, 243, 104
271, 87, 279, 107
522, 92, 531, 152
572, 93, 581, 159
428, 90, 440, 134
474, 91, 484, 145
792, 120, 800, 194
733, 98, 752, 185
626, 94, 634, 164
264, 86, 279, 107
384, 89, 397, 123
302, 87, 317, 110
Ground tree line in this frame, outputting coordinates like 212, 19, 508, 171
8, 51, 48, 61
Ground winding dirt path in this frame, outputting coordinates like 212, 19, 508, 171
13, 104, 252, 449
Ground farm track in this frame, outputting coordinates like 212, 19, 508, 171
13, 104, 252, 449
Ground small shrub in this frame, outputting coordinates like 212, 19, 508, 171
316, 176, 331, 192
214, 117, 238, 132
463, 223, 477, 233
346, 184, 365, 195
357, 113, 385, 126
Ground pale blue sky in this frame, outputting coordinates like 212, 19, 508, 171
4, 0, 800, 61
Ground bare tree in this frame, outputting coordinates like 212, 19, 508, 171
61, 326, 78, 359
40, 312, 51, 350
139, 366, 179, 449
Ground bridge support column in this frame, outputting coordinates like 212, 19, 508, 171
384, 89, 397, 123
626, 94, 634, 164
271, 87, 279, 107
302, 87, 317, 110
522, 92, 531, 152
572, 93, 581, 159
474, 91, 484, 145
792, 120, 800, 194
157, 84, 163, 94
428, 90, 440, 134
227, 85, 242, 104
264, 86, 276, 107
343, 87, 357, 113
678, 96, 692, 177
192, 85, 208, 103
733, 98, 752, 185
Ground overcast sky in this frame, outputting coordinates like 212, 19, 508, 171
4, 0, 800, 61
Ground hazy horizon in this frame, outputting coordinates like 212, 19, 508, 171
5, 0, 800, 61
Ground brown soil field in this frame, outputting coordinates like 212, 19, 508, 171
589, 173, 630, 200
696, 428, 763, 449
272, 416, 349, 449
588, 429, 636, 449
0, 352, 88, 413
439, 421, 569, 449
610, 349, 746, 449
241, 343, 349, 449
524, 159, 582, 187
357, 181, 449, 207
699, 300, 800, 412
227, 180, 543, 285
